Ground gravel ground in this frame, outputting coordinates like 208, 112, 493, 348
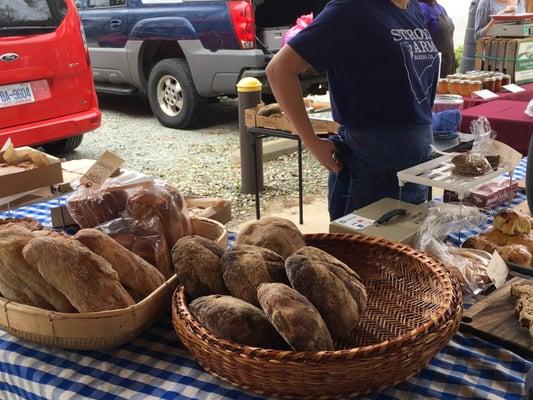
67, 94, 329, 227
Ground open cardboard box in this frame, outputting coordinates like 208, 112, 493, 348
245, 103, 339, 135
0, 147, 63, 202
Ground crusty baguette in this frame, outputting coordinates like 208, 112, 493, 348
0, 226, 75, 312
22, 236, 135, 313
74, 229, 165, 300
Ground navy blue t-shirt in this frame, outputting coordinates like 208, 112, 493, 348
289, 0, 439, 129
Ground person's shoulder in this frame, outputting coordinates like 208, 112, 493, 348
476, 0, 491, 10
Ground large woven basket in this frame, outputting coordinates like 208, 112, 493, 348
0, 216, 227, 350
172, 233, 463, 399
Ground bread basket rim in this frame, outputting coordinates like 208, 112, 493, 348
173, 232, 457, 360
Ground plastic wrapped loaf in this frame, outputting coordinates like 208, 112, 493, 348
67, 179, 192, 249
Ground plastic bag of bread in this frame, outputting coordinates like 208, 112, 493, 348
98, 217, 173, 279
125, 180, 192, 249
470, 116, 500, 169
66, 172, 154, 228
415, 203, 492, 294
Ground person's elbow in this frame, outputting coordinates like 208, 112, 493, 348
266, 57, 286, 88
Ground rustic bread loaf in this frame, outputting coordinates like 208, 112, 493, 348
0, 217, 43, 231
236, 217, 305, 258
452, 154, 491, 176
0, 226, 75, 312
507, 235, 533, 254
226, 244, 288, 284
172, 236, 228, 299
222, 247, 273, 306
257, 283, 334, 351
0, 261, 52, 309
510, 282, 533, 329
190, 294, 286, 349
293, 246, 367, 313
22, 236, 135, 313
285, 254, 365, 341
74, 229, 165, 300
493, 210, 531, 236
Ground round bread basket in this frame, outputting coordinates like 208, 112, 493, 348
0, 216, 227, 350
172, 233, 463, 399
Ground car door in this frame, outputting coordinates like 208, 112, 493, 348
79, 0, 130, 85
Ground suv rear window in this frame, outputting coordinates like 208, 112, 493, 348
0, 0, 67, 37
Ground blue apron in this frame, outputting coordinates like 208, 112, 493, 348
328, 125, 433, 220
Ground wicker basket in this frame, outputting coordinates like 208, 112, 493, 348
0, 216, 227, 350
172, 233, 463, 399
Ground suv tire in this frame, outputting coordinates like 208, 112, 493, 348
42, 135, 84, 155
148, 58, 205, 129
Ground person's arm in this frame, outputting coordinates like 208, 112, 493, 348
474, 1, 492, 39
266, 46, 341, 173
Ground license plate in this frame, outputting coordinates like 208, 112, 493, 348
0, 82, 35, 109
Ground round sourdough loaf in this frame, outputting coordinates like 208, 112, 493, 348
236, 217, 305, 258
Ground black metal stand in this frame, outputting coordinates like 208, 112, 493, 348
249, 127, 304, 225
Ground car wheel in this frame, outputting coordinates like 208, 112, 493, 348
41, 135, 84, 155
148, 58, 205, 129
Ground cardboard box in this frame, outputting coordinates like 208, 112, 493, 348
245, 104, 339, 135
0, 147, 63, 200
329, 198, 429, 245
476, 37, 533, 84
443, 178, 519, 208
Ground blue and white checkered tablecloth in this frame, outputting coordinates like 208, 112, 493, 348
0, 164, 532, 400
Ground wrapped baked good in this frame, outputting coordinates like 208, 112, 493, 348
67, 186, 129, 229
126, 182, 191, 249
462, 236, 498, 253
483, 228, 513, 247
98, 217, 173, 279
452, 153, 491, 177
507, 235, 533, 254
499, 245, 532, 266
493, 209, 531, 236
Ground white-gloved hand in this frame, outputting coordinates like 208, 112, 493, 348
526, 99, 533, 118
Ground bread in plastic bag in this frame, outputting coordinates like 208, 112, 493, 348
415, 203, 492, 294
125, 181, 192, 249
470, 116, 500, 169
98, 217, 173, 279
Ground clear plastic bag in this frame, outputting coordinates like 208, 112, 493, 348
470, 116, 500, 168
415, 203, 492, 294
98, 217, 173, 279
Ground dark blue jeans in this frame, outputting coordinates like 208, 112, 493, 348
328, 125, 433, 221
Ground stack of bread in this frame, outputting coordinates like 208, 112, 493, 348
463, 209, 533, 268
510, 282, 533, 339
67, 180, 191, 279
173, 217, 368, 351
0, 218, 165, 313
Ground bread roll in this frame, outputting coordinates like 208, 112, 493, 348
493, 210, 531, 236
74, 229, 165, 300
172, 236, 228, 299
236, 217, 305, 258
285, 254, 365, 341
190, 294, 286, 349
100, 217, 173, 279
22, 236, 135, 313
257, 283, 334, 351
462, 236, 497, 253
0, 217, 42, 231
484, 229, 513, 247
499, 245, 532, 266
126, 184, 191, 249
507, 235, 533, 254
0, 226, 75, 312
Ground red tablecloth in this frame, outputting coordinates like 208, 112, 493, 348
461, 100, 533, 155
462, 82, 533, 109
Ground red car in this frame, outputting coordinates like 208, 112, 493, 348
0, 0, 100, 155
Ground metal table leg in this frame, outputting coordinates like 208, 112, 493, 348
298, 138, 304, 225
252, 134, 261, 220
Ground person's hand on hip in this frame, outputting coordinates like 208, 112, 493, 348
307, 137, 343, 173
